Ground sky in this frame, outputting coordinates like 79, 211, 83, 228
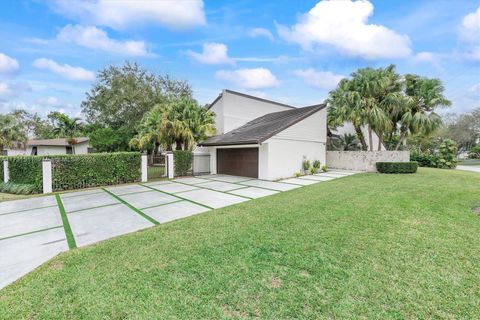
0, 0, 479, 118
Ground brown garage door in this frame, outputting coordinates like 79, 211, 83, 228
217, 148, 258, 178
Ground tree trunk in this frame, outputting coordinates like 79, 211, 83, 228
368, 125, 373, 151
395, 131, 407, 150
354, 125, 368, 151
377, 131, 383, 151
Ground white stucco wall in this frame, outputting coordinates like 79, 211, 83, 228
73, 142, 89, 154
263, 109, 327, 180
210, 91, 293, 134
331, 122, 385, 151
31, 142, 90, 156
326, 151, 410, 172
4, 149, 27, 156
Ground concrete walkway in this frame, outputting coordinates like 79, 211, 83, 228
0, 169, 358, 290
456, 165, 480, 173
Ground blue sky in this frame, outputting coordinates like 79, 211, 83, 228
0, 0, 479, 117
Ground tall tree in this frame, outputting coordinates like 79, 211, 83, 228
81, 62, 192, 130
392, 75, 450, 150
130, 98, 215, 152
50, 112, 83, 154
0, 114, 27, 153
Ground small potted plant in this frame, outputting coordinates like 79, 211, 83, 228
321, 165, 327, 172
312, 160, 321, 173
309, 167, 316, 175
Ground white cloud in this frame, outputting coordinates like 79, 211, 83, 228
468, 83, 480, 98
215, 68, 280, 89
412, 51, 444, 70
58, 25, 147, 56
51, 0, 206, 30
277, 0, 411, 59
186, 43, 234, 65
250, 28, 274, 41
33, 58, 95, 81
36, 96, 59, 107
294, 68, 344, 90
0, 82, 31, 101
460, 6, 480, 60
0, 53, 19, 74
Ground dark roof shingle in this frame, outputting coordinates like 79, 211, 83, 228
199, 104, 326, 146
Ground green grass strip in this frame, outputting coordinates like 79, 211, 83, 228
171, 180, 252, 200
102, 188, 159, 225
55, 194, 77, 249
0, 226, 63, 242
141, 184, 214, 210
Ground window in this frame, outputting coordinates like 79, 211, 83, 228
66, 146, 73, 154
31, 147, 37, 155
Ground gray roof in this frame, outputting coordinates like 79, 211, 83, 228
27, 137, 89, 147
208, 89, 296, 110
199, 104, 326, 146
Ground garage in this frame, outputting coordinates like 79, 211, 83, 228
217, 148, 258, 178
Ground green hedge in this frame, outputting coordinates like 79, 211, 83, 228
0, 182, 37, 194
0, 156, 4, 182
51, 152, 141, 191
173, 150, 193, 176
2, 152, 141, 193
8, 156, 44, 192
376, 161, 418, 174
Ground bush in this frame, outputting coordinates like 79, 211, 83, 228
302, 159, 310, 172
312, 160, 321, 169
309, 167, 317, 175
376, 162, 418, 174
173, 150, 193, 176
321, 165, 327, 172
410, 151, 439, 167
0, 156, 4, 182
438, 139, 457, 169
51, 152, 141, 191
294, 172, 302, 178
0, 182, 37, 194
2, 152, 141, 193
469, 145, 480, 159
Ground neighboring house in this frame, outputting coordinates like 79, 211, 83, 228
198, 90, 327, 180
4, 138, 92, 156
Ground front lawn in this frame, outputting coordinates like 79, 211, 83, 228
1, 168, 479, 318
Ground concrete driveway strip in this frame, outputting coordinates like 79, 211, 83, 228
142, 201, 210, 223
149, 182, 200, 194
280, 178, 319, 186
228, 187, 279, 199
118, 190, 179, 209
0, 196, 57, 215
0, 227, 68, 289
61, 192, 119, 212
178, 189, 248, 209
0, 206, 63, 239
239, 179, 301, 191
68, 203, 154, 247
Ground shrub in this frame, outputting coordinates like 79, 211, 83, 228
312, 160, 321, 169
51, 152, 141, 191
438, 139, 457, 169
410, 151, 439, 167
302, 159, 310, 172
0, 182, 37, 194
309, 167, 317, 175
376, 162, 418, 174
321, 165, 327, 172
0, 156, 4, 182
294, 172, 302, 178
2, 152, 141, 193
173, 150, 193, 176
469, 145, 480, 159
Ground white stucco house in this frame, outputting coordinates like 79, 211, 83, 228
3, 138, 92, 156
198, 90, 327, 180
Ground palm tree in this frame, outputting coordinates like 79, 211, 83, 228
328, 133, 362, 151
52, 114, 83, 154
392, 75, 450, 150
328, 65, 400, 151
0, 114, 27, 154
130, 98, 215, 152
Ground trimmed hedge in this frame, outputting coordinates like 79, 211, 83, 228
2, 152, 141, 193
51, 152, 141, 191
376, 161, 418, 174
0, 156, 4, 182
173, 150, 193, 176
0, 182, 37, 194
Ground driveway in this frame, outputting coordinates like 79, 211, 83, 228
0, 169, 358, 289
456, 165, 480, 173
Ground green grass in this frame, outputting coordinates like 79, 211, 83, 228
0, 192, 37, 202
1, 168, 479, 319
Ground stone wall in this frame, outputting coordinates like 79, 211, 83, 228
326, 151, 410, 172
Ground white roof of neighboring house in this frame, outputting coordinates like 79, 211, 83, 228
27, 137, 89, 147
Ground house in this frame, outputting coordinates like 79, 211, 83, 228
198, 90, 327, 180
4, 138, 92, 156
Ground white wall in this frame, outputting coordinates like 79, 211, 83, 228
31, 142, 90, 156
332, 122, 385, 151
4, 149, 27, 156
210, 91, 293, 134
326, 151, 410, 172
73, 142, 89, 154
262, 108, 327, 180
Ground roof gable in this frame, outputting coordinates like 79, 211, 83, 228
199, 104, 326, 146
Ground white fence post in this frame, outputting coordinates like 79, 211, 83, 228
3, 159, 9, 183
42, 158, 52, 194
167, 153, 174, 179
141, 153, 148, 182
